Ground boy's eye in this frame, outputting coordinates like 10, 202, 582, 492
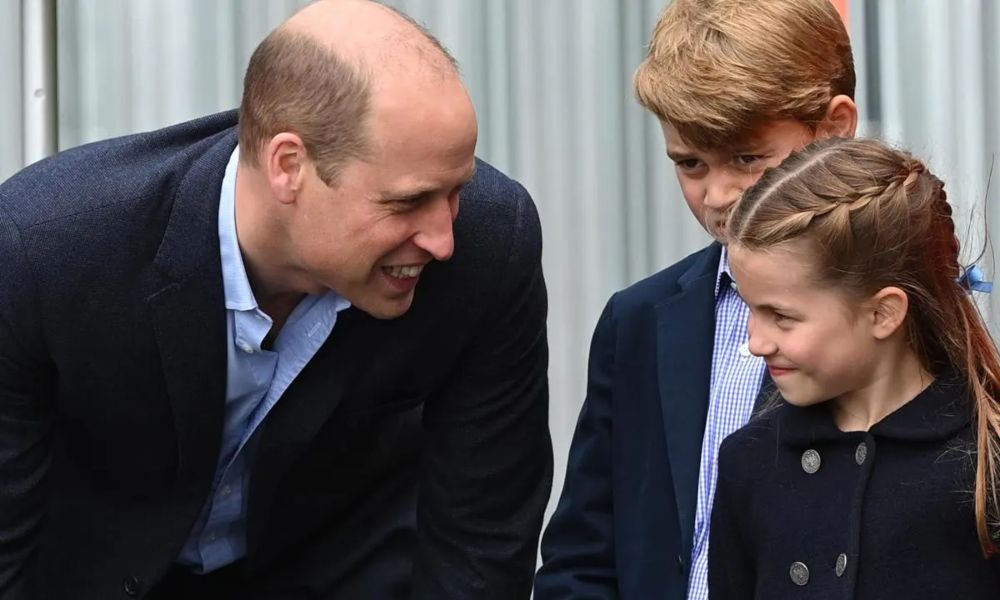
675, 158, 704, 170
735, 154, 763, 166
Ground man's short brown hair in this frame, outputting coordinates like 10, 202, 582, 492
238, 28, 371, 186
634, 0, 855, 149
237, 3, 459, 186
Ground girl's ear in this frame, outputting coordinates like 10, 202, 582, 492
869, 286, 909, 340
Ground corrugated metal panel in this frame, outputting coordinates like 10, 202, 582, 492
0, 2, 23, 181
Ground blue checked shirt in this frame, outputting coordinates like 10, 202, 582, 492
686, 248, 766, 600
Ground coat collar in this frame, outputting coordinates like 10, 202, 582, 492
778, 375, 972, 446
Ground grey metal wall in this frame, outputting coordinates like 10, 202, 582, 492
1, 2, 23, 178
2, 0, 999, 519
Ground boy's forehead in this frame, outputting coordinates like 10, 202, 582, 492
661, 120, 753, 155
661, 118, 812, 155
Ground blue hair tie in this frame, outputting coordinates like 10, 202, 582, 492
958, 265, 993, 293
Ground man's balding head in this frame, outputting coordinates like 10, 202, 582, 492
238, 0, 462, 185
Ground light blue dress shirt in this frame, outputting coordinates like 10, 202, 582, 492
176, 147, 351, 573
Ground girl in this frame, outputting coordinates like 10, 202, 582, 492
708, 137, 1000, 599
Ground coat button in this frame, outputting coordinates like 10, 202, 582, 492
123, 576, 141, 597
789, 561, 810, 586
801, 449, 821, 474
835, 553, 847, 577
855, 441, 868, 465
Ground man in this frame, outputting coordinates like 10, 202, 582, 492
0, 1, 551, 598
534, 0, 857, 597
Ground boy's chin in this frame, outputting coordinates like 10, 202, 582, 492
701, 221, 729, 243
709, 229, 730, 244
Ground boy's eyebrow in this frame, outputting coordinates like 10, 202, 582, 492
666, 149, 695, 161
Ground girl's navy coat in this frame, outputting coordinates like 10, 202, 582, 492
709, 377, 1000, 599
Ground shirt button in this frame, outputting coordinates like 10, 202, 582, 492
855, 441, 868, 465
738, 341, 751, 357
237, 339, 254, 354
122, 576, 142, 597
789, 561, 810, 586
801, 449, 821, 474
835, 553, 847, 577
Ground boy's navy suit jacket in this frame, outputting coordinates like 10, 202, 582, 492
536, 242, 726, 599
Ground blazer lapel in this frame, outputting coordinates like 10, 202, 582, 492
245, 306, 382, 558
654, 244, 721, 558
147, 129, 236, 506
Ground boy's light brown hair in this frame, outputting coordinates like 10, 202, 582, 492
634, 0, 855, 149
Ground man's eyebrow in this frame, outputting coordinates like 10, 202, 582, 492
382, 189, 434, 203
382, 167, 478, 202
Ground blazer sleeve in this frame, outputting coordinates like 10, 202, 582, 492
0, 207, 55, 600
708, 437, 755, 600
533, 296, 619, 599
412, 183, 552, 600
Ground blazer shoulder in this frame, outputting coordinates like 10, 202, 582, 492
0, 111, 238, 230
453, 158, 541, 264
608, 243, 721, 317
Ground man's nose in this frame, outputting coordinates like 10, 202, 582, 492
412, 195, 459, 261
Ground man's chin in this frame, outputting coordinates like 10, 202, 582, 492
356, 294, 415, 320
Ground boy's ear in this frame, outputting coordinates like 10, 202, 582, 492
817, 94, 858, 139
869, 286, 909, 341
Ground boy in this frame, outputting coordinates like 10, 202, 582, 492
534, 1, 857, 598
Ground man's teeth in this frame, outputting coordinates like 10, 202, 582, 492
384, 265, 424, 279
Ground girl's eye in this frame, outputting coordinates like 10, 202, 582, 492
773, 312, 791, 324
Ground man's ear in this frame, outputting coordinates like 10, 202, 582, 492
869, 286, 909, 340
817, 94, 858, 139
265, 132, 309, 205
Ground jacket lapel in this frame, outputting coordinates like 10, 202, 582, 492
147, 128, 236, 505
244, 306, 382, 558
654, 243, 721, 558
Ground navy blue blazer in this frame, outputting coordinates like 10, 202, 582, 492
535, 243, 722, 599
0, 111, 551, 599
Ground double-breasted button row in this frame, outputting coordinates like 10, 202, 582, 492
792, 446, 866, 586
800, 442, 870, 474
787, 553, 848, 587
